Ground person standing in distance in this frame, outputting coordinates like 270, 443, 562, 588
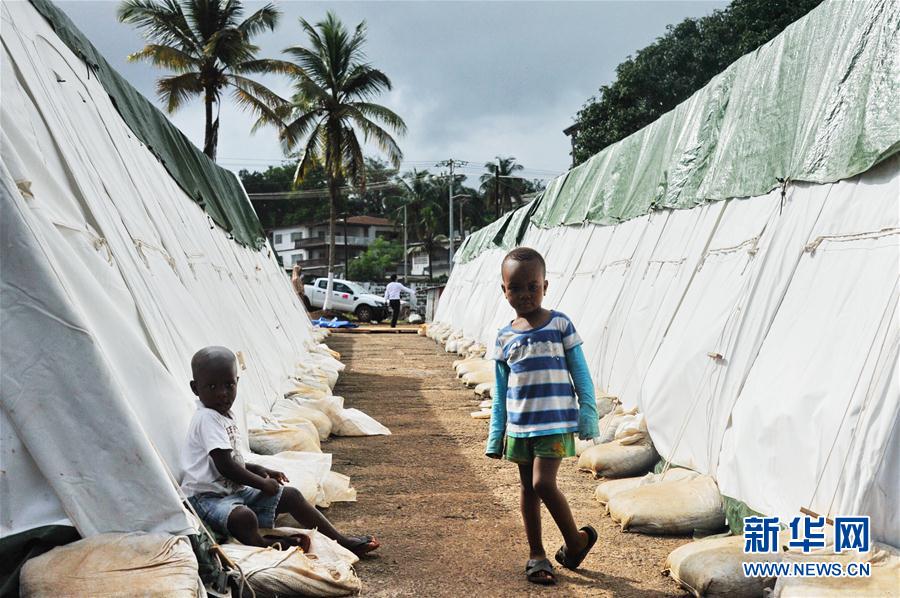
384, 274, 414, 328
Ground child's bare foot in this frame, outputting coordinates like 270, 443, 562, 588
340, 535, 380, 556
263, 533, 311, 552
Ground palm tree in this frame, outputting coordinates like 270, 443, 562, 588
392, 170, 444, 281
480, 156, 525, 218
118, 0, 287, 160
264, 12, 406, 307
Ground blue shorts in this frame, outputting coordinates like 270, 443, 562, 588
188, 485, 283, 535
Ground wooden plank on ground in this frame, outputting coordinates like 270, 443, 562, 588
330, 326, 419, 334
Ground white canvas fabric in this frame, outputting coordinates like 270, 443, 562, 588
1, 1, 370, 540
436, 157, 899, 545
717, 158, 899, 544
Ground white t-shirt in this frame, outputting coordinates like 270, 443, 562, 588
180, 405, 246, 497
384, 281, 413, 300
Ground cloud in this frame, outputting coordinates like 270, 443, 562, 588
60, 0, 728, 184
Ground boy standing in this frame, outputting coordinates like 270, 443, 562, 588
181, 346, 379, 555
485, 248, 600, 585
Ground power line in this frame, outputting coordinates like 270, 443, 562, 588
219, 155, 564, 177
435, 159, 468, 266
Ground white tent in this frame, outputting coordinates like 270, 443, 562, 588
1, 0, 345, 547
435, 0, 899, 546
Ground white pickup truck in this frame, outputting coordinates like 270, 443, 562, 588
303, 278, 401, 322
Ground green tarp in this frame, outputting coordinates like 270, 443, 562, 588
29, 0, 266, 248
0, 525, 80, 598
457, 0, 899, 263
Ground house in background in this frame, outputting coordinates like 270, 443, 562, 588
270, 215, 397, 276
408, 238, 452, 281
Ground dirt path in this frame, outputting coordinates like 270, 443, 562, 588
322, 333, 691, 597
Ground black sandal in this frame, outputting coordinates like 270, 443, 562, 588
525, 558, 557, 585
555, 525, 598, 570
344, 534, 380, 556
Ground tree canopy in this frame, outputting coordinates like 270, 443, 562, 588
118, 0, 287, 160
258, 11, 406, 297
571, 0, 823, 164
347, 237, 403, 280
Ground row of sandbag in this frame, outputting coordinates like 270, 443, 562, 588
578, 409, 898, 597
432, 324, 900, 597
421, 322, 487, 360
211, 339, 378, 596
20, 528, 363, 598
18, 340, 379, 598
663, 531, 899, 598
593, 467, 898, 596
246, 341, 391, 508
420, 324, 498, 418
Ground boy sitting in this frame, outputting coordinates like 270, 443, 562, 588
181, 346, 379, 555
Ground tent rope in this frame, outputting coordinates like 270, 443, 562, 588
697, 236, 759, 271
806, 283, 898, 518
804, 227, 899, 254
133, 238, 176, 269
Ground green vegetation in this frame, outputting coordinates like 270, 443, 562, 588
241, 158, 393, 228
118, 0, 287, 160
258, 11, 407, 284
347, 238, 404, 281
480, 156, 526, 220
571, 0, 823, 164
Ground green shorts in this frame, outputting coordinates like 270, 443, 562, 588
505, 433, 576, 464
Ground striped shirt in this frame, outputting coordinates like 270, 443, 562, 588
492, 311, 583, 437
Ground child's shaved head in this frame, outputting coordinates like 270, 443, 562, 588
191, 346, 236, 379
502, 247, 546, 277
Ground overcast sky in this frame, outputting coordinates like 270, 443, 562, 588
59, 1, 727, 183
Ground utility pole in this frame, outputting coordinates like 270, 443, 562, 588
436, 158, 468, 268
495, 158, 501, 218
403, 203, 408, 280
343, 215, 349, 276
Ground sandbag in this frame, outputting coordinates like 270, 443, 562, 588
272, 398, 333, 441
595, 407, 633, 444
20, 533, 202, 597
445, 338, 460, 353
614, 413, 646, 442
474, 382, 493, 397
578, 437, 658, 478
575, 438, 595, 457
772, 542, 899, 597
333, 408, 391, 436
462, 369, 494, 387
608, 474, 726, 535
596, 395, 617, 418
594, 469, 698, 508
285, 382, 332, 401
436, 328, 454, 343
665, 534, 777, 597
250, 451, 332, 504
289, 396, 390, 437
250, 422, 321, 454
320, 471, 357, 506
455, 358, 492, 376
455, 338, 475, 355
470, 409, 491, 419
222, 529, 360, 597
452, 356, 477, 369
291, 395, 346, 427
